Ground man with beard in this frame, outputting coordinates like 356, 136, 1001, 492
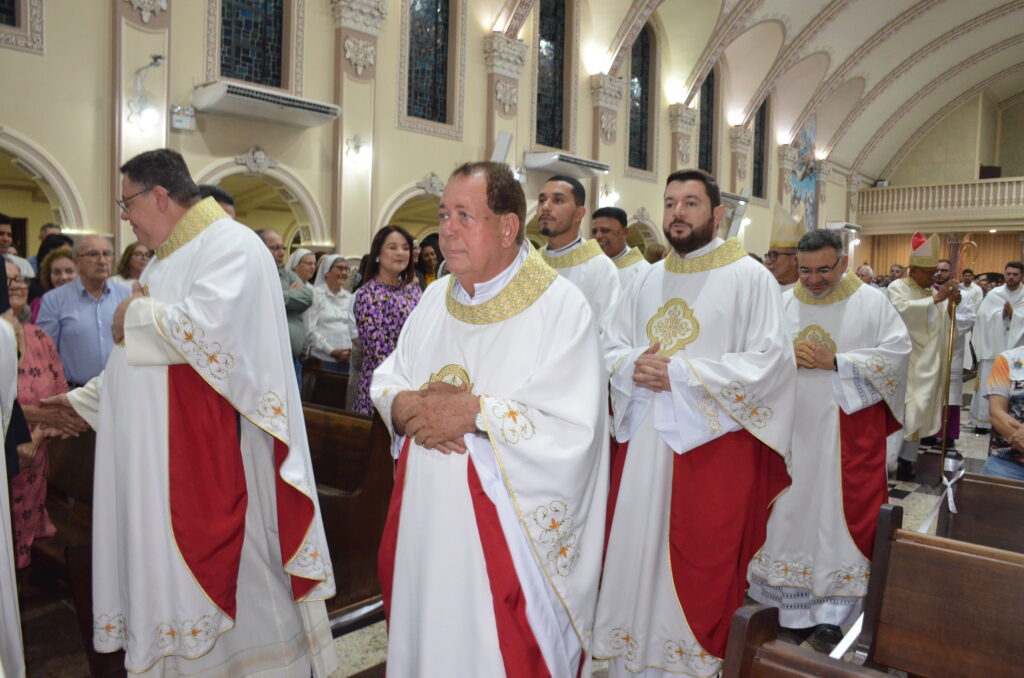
592, 206, 650, 286
748, 229, 910, 646
593, 169, 794, 678
971, 261, 1024, 433
886, 234, 957, 480
926, 259, 975, 451
765, 204, 802, 291
538, 175, 620, 324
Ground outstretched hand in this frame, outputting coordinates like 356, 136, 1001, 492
38, 393, 91, 437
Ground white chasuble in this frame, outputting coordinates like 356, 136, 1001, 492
371, 247, 609, 678
970, 284, 1024, 427
594, 238, 794, 678
886, 277, 953, 440
747, 276, 911, 628
67, 199, 337, 677
947, 293, 975, 406
1, 320, 25, 678
542, 238, 622, 328
612, 247, 651, 288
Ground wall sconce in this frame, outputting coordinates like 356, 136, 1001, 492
599, 185, 620, 207
346, 136, 371, 164
127, 54, 164, 131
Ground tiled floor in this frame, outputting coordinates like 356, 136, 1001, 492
17, 408, 996, 677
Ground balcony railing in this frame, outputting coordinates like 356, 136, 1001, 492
856, 177, 1024, 232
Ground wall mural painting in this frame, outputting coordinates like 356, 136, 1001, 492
790, 115, 816, 232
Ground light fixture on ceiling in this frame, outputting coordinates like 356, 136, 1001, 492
127, 54, 164, 131
990, 229, 998, 233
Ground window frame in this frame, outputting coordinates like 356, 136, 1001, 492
0, 0, 43, 55
624, 22, 659, 181
530, 0, 579, 153
205, 0, 305, 96
751, 95, 771, 203
697, 66, 719, 176
397, 0, 466, 140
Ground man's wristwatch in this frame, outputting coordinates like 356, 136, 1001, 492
475, 411, 487, 436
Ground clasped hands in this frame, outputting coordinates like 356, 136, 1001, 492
795, 340, 835, 371
633, 343, 672, 392
37, 392, 90, 439
392, 381, 480, 454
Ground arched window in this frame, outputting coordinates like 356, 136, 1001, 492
752, 97, 769, 199
220, 0, 285, 88
536, 0, 567, 149
628, 25, 654, 171
407, 0, 450, 123
698, 69, 716, 173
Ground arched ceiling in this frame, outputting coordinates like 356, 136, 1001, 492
708, 0, 1024, 180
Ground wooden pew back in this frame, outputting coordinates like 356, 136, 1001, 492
723, 605, 886, 678
937, 472, 1024, 553
858, 504, 1024, 678
302, 362, 350, 410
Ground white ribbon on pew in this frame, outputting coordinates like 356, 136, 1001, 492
828, 612, 863, 660
915, 457, 966, 535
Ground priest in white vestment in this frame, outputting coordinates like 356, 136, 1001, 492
931, 259, 975, 450
45, 150, 338, 677
538, 176, 621, 325
886, 233, 957, 480
960, 269, 983, 371
594, 170, 793, 678
970, 262, 1024, 432
372, 162, 608, 677
591, 206, 651, 287
765, 203, 802, 293
747, 229, 911, 640
1, 306, 26, 678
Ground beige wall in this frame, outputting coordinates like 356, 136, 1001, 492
889, 95, 981, 186
0, 186, 56, 256
1000, 100, 1024, 178
978, 91, 998, 169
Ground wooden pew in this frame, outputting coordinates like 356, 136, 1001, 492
302, 404, 394, 635
723, 605, 886, 678
302, 360, 350, 410
937, 472, 1024, 553
855, 504, 1024, 677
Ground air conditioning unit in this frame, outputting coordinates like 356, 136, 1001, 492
523, 152, 610, 178
192, 81, 340, 128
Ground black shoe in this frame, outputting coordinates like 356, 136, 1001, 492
974, 426, 990, 434
920, 436, 939, 446
897, 458, 916, 481
812, 624, 844, 646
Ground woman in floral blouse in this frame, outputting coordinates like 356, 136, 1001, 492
352, 225, 421, 414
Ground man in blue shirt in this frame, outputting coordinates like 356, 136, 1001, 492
37, 234, 130, 386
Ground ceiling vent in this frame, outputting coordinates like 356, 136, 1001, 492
192, 81, 340, 128
523, 152, 610, 179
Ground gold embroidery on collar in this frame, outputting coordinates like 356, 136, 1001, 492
794, 324, 838, 354
793, 273, 862, 306
446, 247, 558, 324
614, 247, 644, 269
154, 197, 229, 259
541, 238, 602, 269
664, 238, 745, 274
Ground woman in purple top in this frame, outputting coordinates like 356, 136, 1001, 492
352, 225, 421, 414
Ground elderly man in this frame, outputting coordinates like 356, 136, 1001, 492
594, 169, 794, 678
37, 234, 131, 387
43, 149, 337, 676
539, 175, 621, 323
765, 204, 802, 291
592, 206, 650, 286
971, 261, 1024, 433
856, 264, 878, 286
372, 162, 608, 676
886, 234, 958, 479
748, 229, 911, 644
889, 263, 906, 281
927, 259, 975, 451
257, 228, 312, 386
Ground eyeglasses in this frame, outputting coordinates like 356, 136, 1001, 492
130, 251, 154, 260
80, 250, 114, 260
763, 251, 796, 262
798, 258, 842, 277
6, 276, 26, 287
115, 187, 153, 212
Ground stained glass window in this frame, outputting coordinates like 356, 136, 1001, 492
407, 0, 450, 123
220, 0, 285, 88
536, 0, 566, 149
0, 0, 16, 27
628, 25, 653, 170
698, 69, 715, 173
752, 98, 769, 199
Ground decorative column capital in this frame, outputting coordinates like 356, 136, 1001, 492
778, 144, 798, 172
729, 126, 753, 154
815, 159, 833, 180
668, 104, 698, 135
333, 0, 388, 35
483, 32, 528, 79
590, 74, 625, 110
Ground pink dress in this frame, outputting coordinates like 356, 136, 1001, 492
11, 323, 67, 567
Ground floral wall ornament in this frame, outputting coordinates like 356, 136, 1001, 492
235, 146, 278, 175
415, 172, 446, 198
600, 111, 617, 143
125, 0, 168, 24
344, 36, 376, 76
495, 80, 518, 114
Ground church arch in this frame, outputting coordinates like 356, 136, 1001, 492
0, 126, 86, 230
